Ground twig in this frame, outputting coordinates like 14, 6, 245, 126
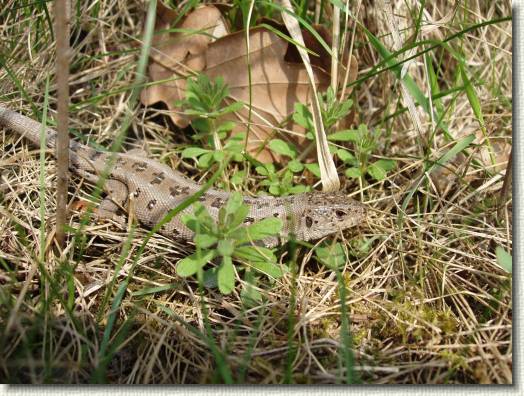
55, 0, 70, 248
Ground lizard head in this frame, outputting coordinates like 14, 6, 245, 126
292, 192, 367, 242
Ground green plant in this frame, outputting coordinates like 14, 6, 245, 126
294, 87, 396, 183
328, 124, 396, 182
177, 74, 243, 151
293, 87, 353, 134
175, 192, 287, 295
182, 132, 245, 169
255, 138, 311, 196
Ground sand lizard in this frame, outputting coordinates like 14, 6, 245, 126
0, 106, 366, 247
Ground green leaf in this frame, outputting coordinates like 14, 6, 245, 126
328, 130, 360, 142
217, 239, 235, 256
216, 121, 236, 133
316, 243, 347, 270
244, 217, 283, 241
336, 149, 356, 164
194, 234, 218, 249
181, 147, 210, 159
288, 185, 309, 194
495, 246, 512, 273
234, 245, 275, 262
225, 191, 244, 215
305, 163, 321, 177
288, 159, 304, 173
131, 283, 180, 297
269, 185, 281, 196
197, 152, 214, 168
181, 213, 197, 227
234, 246, 285, 279
255, 164, 275, 176
430, 134, 475, 172
293, 103, 313, 129
213, 151, 225, 162
191, 118, 210, 134
459, 63, 485, 128
268, 139, 297, 158
345, 167, 362, 178
218, 101, 243, 115
230, 170, 246, 185
250, 259, 286, 279
367, 163, 387, 181
229, 204, 249, 229
176, 250, 215, 277
374, 159, 396, 171
241, 271, 263, 306
218, 256, 235, 294
203, 267, 219, 288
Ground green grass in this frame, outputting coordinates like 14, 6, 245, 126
0, 0, 512, 384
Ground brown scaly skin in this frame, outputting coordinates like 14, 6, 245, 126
0, 106, 366, 247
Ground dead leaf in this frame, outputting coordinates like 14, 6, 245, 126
141, 4, 358, 163
141, 3, 229, 127
201, 27, 332, 162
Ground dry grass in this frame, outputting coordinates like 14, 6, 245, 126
0, 0, 512, 384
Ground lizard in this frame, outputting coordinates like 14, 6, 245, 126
0, 105, 367, 247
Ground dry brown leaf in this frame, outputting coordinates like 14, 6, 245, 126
141, 3, 229, 127
202, 27, 332, 162
141, 4, 358, 163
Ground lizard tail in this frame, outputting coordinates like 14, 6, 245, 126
0, 105, 57, 148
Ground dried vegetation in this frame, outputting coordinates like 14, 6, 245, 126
0, 0, 512, 384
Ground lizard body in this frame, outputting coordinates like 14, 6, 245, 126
0, 106, 366, 247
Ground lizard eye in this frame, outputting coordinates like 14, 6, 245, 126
335, 210, 346, 219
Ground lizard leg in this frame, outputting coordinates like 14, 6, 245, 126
94, 179, 128, 225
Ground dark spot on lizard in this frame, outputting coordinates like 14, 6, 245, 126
147, 199, 157, 210
115, 157, 127, 167
169, 185, 192, 197
150, 171, 165, 185
70, 141, 81, 151
89, 151, 103, 161
198, 196, 207, 202
169, 186, 179, 197
70, 156, 80, 167
273, 212, 279, 217
305, 216, 313, 228
211, 197, 224, 208
133, 188, 141, 198
131, 161, 148, 172
244, 216, 255, 224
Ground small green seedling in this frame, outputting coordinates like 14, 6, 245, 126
176, 192, 287, 294
495, 246, 512, 274
315, 242, 347, 270
256, 139, 310, 196
181, 133, 246, 169
294, 88, 396, 183
177, 74, 243, 151
328, 124, 396, 182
